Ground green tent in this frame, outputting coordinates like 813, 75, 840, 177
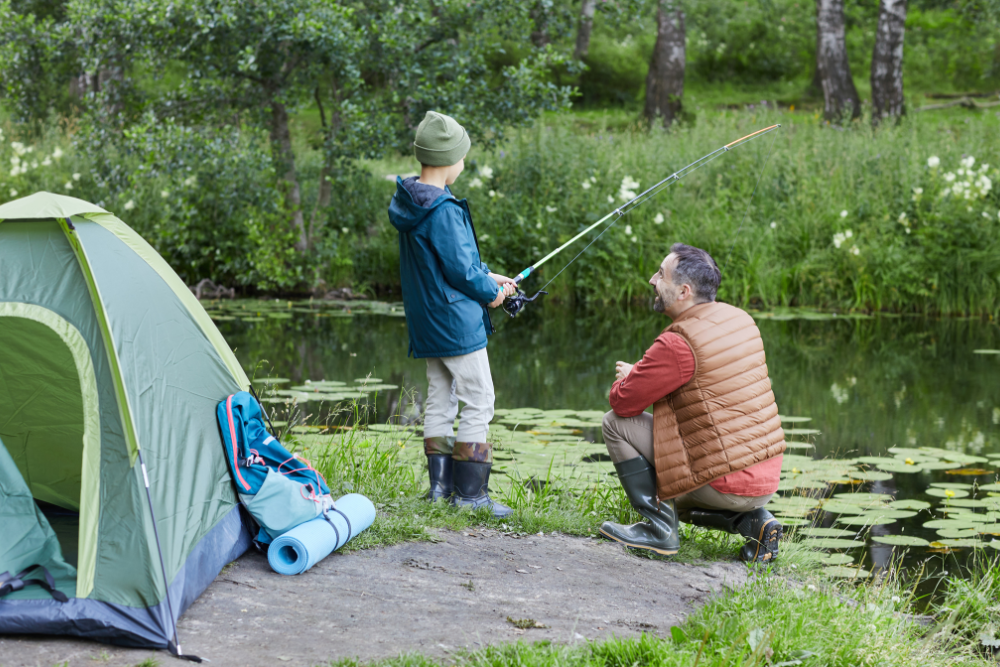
0, 192, 252, 654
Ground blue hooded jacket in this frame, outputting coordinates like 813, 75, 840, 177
388, 176, 499, 358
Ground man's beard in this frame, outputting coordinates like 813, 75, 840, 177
652, 283, 678, 313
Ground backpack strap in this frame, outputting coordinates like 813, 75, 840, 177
0, 564, 69, 602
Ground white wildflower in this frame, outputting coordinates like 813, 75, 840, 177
41, 157, 52, 167
590, 176, 597, 183
183, 175, 197, 187
624, 225, 632, 235
10, 141, 26, 156
851, 245, 860, 256
479, 165, 493, 179
341, 227, 349, 234
770, 221, 777, 229
9, 155, 19, 167
980, 164, 990, 172
72, 172, 81, 181
545, 205, 557, 213
9, 166, 20, 177
607, 195, 615, 203
64, 181, 74, 191
160, 189, 169, 198
581, 181, 591, 190
618, 176, 639, 202
960, 156, 975, 169
840, 209, 848, 218
807, 584, 817, 592
957, 168, 966, 176
480, 233, 490, 241
833, 232, 845, 249
944, 172, 956, 183
536, 221, 543, 229
488, 190, 496, 198
631, 236, 638, 243
8, 189, 17, 197
51, 147, 63, 159
891, 595, 901, 603
124, 199, 135, 211
984, 212, 991, 219
30, 161, 38, 169
468, 178, 483, 189
654, 213, 665, 224
898, 212, 907, 223
831, 382, 849, 404
942, 187, 951, 197
927, 156, 940, 168
913, 187, 923, 195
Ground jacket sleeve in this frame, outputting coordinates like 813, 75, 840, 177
609, 332, 695, 417
429, 205, 500, 304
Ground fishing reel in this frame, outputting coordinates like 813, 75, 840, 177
502, 289, 547, 318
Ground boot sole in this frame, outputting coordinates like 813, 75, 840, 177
742, 517, 782, 563
599, 527, 679, 556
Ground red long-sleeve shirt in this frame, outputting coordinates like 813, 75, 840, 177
610, 331, 781, 497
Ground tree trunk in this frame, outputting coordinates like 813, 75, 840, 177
530, 2, 550, 48
270, 99, 308, 253
644, 1, 685, 128
870, 0, 907, 126
815, 0, 861, 121
573, 0, 598, 60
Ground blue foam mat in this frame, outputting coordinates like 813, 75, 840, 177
267, 494, 376, 575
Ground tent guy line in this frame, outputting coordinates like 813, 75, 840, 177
502, 124, 782, 318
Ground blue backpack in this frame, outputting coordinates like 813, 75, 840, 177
217, 391, 331, 539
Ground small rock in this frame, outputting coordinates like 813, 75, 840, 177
515, 569, 528, 574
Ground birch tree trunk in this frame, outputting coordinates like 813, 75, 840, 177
815, 0, 860, 121
270, 99, 308, 253
574, 0, 598, 60
644, 1, 685, 128
871, 0, 907, 126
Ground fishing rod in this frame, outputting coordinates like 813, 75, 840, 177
502, 124, 781, 317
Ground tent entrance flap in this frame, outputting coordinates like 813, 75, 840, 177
0, 316, 86, 511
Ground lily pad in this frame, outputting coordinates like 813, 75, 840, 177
940, 498, 993, 508
252, 377, 290, 385
972, 349, 1000, 354
819, 553, 855, 565
922, 518, 980, 530
980, 483, 1000, 492
867, 459, 923, 474
887, 499, 931, 510
820, 502, 868, 515
936, 528, 981, 539
926, 488, 970, 499
804, 538, 866, 549
774, 517, 810, 526
976, 524, 1000, 535
784, 441, 816, 450
871, 535, 930, 547
823, 566, 871, 579
919, 461, 962, 470
929, 482, 974, 490
779, 416, 813, 423
938, 539, 982, 548
832, 492, 894, 503
353, 377, 383, 384
988, 541, 1000, 550
846, 470, 894, 482
836, 515, 897, 526
783, 428, 822, 435
799, 527, 856, 538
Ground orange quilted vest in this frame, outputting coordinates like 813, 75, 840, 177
652, 301, 785, 500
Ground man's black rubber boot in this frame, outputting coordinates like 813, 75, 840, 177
425, 454, 453, 502
451, 461, 513, 518
599, 457, 680, 556
688, 508, 782, 563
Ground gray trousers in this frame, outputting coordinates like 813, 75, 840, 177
602, 410, 772, 522
424, 348, 495, 443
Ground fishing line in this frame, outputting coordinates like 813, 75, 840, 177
723, 129, 780, 270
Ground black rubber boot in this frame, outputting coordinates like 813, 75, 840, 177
599, 457, 680, 556
688, 508, 782, 563
425, 454, 453, 502
451, 461, 513, 518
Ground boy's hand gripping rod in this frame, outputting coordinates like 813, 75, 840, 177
502, 124, 781, 318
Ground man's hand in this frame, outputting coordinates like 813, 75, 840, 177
615, 361, 635, 382
489, 289, 505, 309
489, 273, 518, 297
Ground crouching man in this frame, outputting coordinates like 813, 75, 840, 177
600, 243, 785, 562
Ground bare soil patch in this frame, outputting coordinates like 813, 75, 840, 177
1, 529, 748, 667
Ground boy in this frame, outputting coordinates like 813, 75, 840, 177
387, 110, 516, 518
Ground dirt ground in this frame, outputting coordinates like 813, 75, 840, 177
1, 529, 749, 667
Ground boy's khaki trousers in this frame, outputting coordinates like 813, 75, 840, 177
424, 348, 495, 445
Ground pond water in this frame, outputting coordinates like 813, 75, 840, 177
210, 298, 1000, 579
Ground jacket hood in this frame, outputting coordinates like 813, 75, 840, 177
388, 176, 456, 233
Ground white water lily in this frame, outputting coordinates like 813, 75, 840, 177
479, 165, 493, 179
124, 199, 135, 211
581, 181, 591, 190
927, 156, 940, 168
654, 213, 665, 224
840, 210, 848, 218
467, 177, 483, 189
545, 205, 557, 213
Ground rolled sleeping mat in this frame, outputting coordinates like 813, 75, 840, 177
267, 493, 376, 575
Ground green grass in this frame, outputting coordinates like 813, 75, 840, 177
325, 558, 1000, 667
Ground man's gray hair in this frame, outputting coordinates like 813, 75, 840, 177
671, 243, 721, 302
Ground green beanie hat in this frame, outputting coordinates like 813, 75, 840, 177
413, 111, 471, 167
